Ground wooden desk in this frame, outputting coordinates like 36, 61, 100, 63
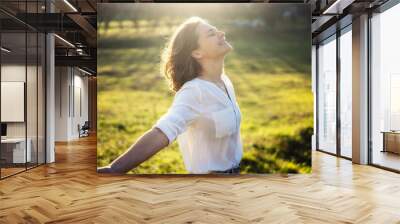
381, 131, 400, 154
1, 138, 31, 163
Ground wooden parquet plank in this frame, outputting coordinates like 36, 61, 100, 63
0, 135, 400, 223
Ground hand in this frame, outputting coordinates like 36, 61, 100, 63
97, 165, 114, 174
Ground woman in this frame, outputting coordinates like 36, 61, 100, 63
97, 17, 242, 174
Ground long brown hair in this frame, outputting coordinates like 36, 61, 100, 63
160, 17, 205, 92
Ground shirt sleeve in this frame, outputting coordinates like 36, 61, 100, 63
153, 83, 202, 145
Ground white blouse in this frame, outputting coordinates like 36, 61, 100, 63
153, 74, 243, 174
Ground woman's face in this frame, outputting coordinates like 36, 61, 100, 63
192, 22, 233, 60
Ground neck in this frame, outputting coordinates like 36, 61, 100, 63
198, 57, 224, 82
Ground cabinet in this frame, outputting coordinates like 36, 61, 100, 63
382, 132, 400, 154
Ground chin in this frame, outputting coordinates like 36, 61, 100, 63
213, 44, 233, 58
221, 42, 232, 51
222, 46, 233, 55
225, 42, 233, 52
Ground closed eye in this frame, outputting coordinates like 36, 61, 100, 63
207, 28, 217, 37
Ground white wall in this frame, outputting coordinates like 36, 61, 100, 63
55, 67, 89, 141
1, 65, 26, 129
1, 65, 36, 138
55, 67, 69, 141
1, 65, 26, 81
1, 63, 46, 164
72, 72, 89, 138
1, 65, 26, 140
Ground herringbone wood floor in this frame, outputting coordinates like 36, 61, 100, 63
1, 135, 400, 224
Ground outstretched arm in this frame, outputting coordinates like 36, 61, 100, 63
97, 127, 169, 173
98, 84, 202, 174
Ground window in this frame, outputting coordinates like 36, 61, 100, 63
0, 1, 47, 179
317, 35, 337, 154
339, 26, 352, 158
370, 2, 400, 171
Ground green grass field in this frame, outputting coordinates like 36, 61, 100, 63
97, 19, 313, 174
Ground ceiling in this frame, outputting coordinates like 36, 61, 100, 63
0, 0, 97, 74
1, 0, 394, 74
